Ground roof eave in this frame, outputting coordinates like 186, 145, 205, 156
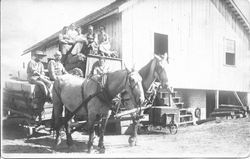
226, 0, 250, 35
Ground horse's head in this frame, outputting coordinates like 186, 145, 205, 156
124, 70, 145, 107
154, 53, 169, 88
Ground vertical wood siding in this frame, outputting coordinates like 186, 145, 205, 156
121, 0, 250, 92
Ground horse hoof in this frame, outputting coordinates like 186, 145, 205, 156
98, 144, 105, 154
99, 148, 105, 154
55, 138, 62, 146
128, 136, 136, 146
88, 149, 92, 154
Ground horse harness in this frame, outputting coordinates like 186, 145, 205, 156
87, 74, 113, 105
55, 71, 136, 125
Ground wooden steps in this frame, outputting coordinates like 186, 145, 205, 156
154, 89, 193, 126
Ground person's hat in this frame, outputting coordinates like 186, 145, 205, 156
35, 51, 46, 56
54, 51, 62, 57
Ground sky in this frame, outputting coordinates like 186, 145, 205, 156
1, 0, 113, 77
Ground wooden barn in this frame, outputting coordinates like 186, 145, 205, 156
23, 0, 250, 123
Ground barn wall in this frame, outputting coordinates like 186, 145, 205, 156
121, 0, 250, 92
122, 0, 155, 69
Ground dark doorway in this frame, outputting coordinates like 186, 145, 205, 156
206, 91, 215, 118
154, 33, 168, 55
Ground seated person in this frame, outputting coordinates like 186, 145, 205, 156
67, 23, 78, 42
85, 25, 98, 55
48, 51, 67, 81
70, 27, 87, 56
89, 57, 109, 77
97, 26, 111, 56
58, 26, 75, 65
27, 51, 52, 101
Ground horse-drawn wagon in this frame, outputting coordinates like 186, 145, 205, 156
3, 53, 173, 153
2, 55, 122, 137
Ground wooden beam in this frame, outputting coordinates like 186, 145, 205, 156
215, 90, 219, 109
233, 91, 244, 107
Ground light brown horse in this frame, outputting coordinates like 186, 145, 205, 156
52, 69, 145, 153
124, 53, 169, 146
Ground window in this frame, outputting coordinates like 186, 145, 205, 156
154, 33, 168, 55
225, 39, 235, 66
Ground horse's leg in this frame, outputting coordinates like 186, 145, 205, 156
88, 114, 95, 153
65, 109, 74, 147
98, 110, 111, 153
88, 112, 100, 153
53, 103, 63, 146
87, 124, 95, 153
129, 116, 139, 146
52, 86, 63, 146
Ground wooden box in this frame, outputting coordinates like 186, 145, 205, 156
149, 107, 179, 126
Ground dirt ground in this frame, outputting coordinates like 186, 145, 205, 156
2, 117, 250, 158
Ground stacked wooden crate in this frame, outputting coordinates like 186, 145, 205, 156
3, 79, 52, 122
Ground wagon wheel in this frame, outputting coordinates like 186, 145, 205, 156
169, 124, 177, 135
147, 124, 154, 132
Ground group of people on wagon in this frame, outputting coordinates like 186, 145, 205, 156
59, 23, 117, 69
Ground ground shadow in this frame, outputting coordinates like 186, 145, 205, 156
3, 123, 29, 139
3, 123, 51, 140
2, 145, 52, 153
25, 137, 100, 153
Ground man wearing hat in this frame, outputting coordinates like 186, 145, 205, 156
27, 51, 52, 100
48, 50, 67, 81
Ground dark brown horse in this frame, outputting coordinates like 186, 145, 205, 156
139, 53, 169, 90
126, 53, 169, 146
52, 69, 145, 153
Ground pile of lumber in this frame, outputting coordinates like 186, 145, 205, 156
210, 104, 247, 118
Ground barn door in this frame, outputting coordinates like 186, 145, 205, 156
154, 33, 168, 56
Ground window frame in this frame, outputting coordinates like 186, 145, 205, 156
224, 38, 236, 67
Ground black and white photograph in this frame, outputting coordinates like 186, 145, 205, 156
1, 0, 250, 158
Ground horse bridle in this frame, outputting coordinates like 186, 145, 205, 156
124, 71, 143, 106
154, 59, 165, 84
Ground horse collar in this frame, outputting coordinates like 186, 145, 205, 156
102, 74, 113, 101
97, 74, 113, 104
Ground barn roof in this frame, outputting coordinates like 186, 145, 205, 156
22, 0, 127, 55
